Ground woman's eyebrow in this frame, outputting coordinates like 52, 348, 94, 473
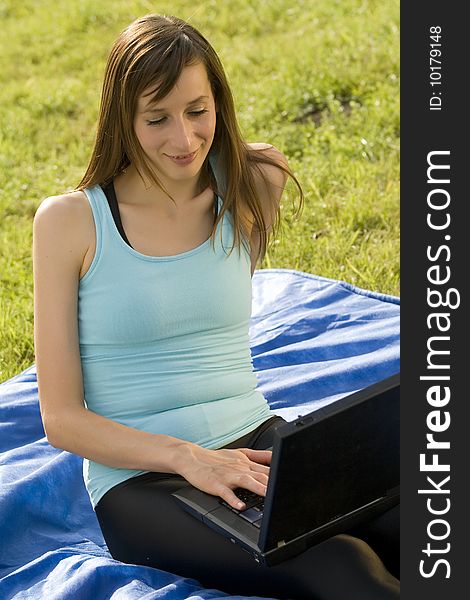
143, 95, 210, 113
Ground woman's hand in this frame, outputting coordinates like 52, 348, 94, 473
176, 444, 272, 510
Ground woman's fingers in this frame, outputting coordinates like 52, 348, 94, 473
247, 461, 270, 476
217, 486, 248, 510
217, 473, 268, 510
239, 448, 272, 465
236, 470, 269, 491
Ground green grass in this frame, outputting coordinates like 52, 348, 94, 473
0, 0, 399, 382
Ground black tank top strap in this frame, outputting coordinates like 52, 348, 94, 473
101, 181, 134, 249
213, 191, 219, 222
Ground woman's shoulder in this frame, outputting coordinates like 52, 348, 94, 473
248, 142, 275, 152
34, 189, 95, 232
246, 142, 289, 186
247, 142, 287, 163
35, 189, 91, 221
33, 190, 95, 262
246, 142, 289, 206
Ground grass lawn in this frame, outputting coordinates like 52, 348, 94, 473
0, 0, 399, 382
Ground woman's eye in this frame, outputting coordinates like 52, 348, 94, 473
147, 117, 166, 126
146, 110, 208, 126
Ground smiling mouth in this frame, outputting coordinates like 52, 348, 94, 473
169, 150, 198, 159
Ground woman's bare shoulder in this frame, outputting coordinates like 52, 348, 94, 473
35, 189, 89, 219
247, 142, 275, 152
246, 142, 289, 198
34, 190, 94, 230
247, 142, 289, 180
33, 190, 94, 264
247, 141, 286, 159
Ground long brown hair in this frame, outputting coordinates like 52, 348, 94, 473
77, 14, 303, 262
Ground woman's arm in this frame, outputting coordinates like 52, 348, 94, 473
33, 193, 270, 509
246, 143, 289, 275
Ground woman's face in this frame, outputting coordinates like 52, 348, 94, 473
134, 62, 217, 188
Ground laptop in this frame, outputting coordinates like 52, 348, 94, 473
172, 373, 400, 566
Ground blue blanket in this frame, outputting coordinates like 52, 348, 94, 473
0, 269, 399, 600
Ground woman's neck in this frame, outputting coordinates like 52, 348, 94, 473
115, 163, 211, 210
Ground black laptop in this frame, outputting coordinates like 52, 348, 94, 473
172, 373, 400, 566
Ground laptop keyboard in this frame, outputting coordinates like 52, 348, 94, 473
220, 488, 264, 529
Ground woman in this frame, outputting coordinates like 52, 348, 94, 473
33, 14, 399, 599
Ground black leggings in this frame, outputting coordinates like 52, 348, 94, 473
95, 417, 400, 599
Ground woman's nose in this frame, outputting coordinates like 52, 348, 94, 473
171, 118, 193, 152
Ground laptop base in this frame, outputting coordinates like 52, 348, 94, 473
173, 488, 399, 567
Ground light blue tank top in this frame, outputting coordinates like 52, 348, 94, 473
78, 173, 273, 508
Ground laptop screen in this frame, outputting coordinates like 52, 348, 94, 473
260, 378, 400, 550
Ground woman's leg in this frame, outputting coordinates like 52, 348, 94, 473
96, 474, 399, 599
347, 504, 400, 579
95, 417, 399, 599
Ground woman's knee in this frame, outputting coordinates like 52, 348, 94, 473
317, 535, 400, 599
